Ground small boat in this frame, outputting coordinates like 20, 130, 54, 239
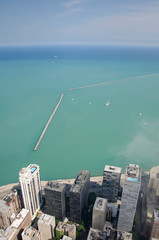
105, 101, 110, 106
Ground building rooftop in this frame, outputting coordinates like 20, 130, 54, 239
3, 189, 18, 204
19, 164, 39, 180
104, 165, 122, 174
70, 170, 90, 193
22, 226, 40, 238
0, 226, 17, 240
38, 213, 55, 226
45, 181, 66, 192
125, 164, 141, 182
0, 199, 11, 213
154, 209, 159, 221
62, 236, 72, 240
117, 231, 132, 240
87, 228, 105, 240
94, 197, 107, 211
11, 208, 29, 229
103, 221, 113, 236
56, 221, 76, 233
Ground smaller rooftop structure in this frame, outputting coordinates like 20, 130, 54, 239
94, 197, 107, 211
38, 213, 55, 226
62, 236, 72, 240
104, 165, 122, 174
117, 231, 132, 240
125, 164, 141, 182
87, 228, 105, 240
107, 202, 118, 218
11, 209, 30, 229
45, 181, 66, 192
0, 226, 17, 240
154, 209, 159, 221
56, 221, 76, 232
22, 226, 40, 239
70, 169, 90, 193
103, 221, 113, 237
56, 222, 76, 240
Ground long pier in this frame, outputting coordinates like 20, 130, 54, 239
34, 94, 64, 151
69, 73, 159, 91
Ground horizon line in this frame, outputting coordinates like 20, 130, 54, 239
0, 42, 159, 48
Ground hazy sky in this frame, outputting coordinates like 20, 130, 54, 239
0, 0, 159, 46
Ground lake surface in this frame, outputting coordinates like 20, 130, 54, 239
0, 45, 159, 186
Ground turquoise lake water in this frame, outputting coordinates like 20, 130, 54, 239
0, 45, 159, 186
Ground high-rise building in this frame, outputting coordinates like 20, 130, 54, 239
44, 181, 66, 220
92, 197, 107, 231
19, 164, 42, 219
150, 209, 159, 240
38, 213, 55, 240
69, 169, 90, 223
102, 165, 121, 202
118, 164, 141, 232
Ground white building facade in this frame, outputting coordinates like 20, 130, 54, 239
92, 197, 107, 231
19, 164, 42, 219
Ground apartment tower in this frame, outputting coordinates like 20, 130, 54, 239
117, 164, 141, 232
102, 165, 121, 203
19, 164, 42, 219
44, 181, 66, 220
69, 169, 90, 223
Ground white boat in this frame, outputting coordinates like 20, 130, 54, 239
105, 101, 110, 106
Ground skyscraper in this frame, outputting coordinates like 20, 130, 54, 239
117, 164, 141, 232
19, 164, 42, 219
69, 169, 90, 223
102, 165, 121, 203
44, 181, 66, 220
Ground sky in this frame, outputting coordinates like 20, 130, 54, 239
0, 0, 159, 46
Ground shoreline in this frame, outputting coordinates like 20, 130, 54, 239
0, 172, 149, 200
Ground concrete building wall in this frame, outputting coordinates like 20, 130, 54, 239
0, 200, 13, 230
150, 210, 159, 240
3, 190, 21, 215
38, 213, 55, 240
92, 197, 107, 231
